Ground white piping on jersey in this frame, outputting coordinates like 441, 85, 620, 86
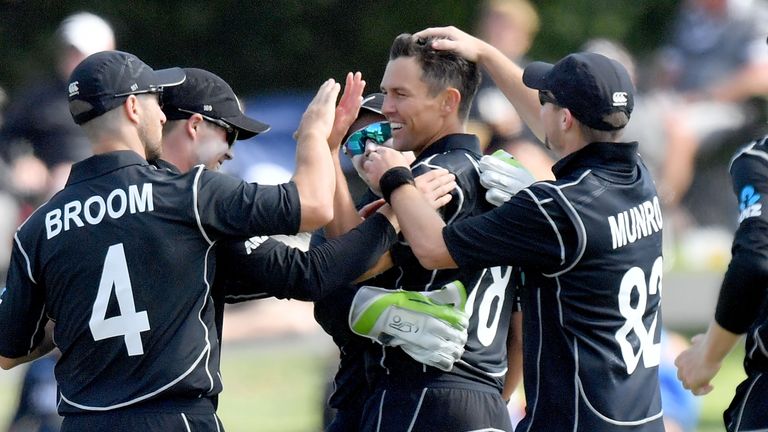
224, 293, 272, 302
199, 242, 216, 392
521, 289, 544, 432
28, 307, 47, 354
192, 165, 214, 246
376, 389, 387, 432
573, 338, 580, 432
410, 154, 469, 291
732, 373, 762, 432
14, 233, 36, 284
730, 137, 768, 171
522, 189, 565, 265
748, 325, 767, 359
380, 344, 389, 375
575, 364, 664, 425
406, 387, 428, 432
538, 172, 590, 277
60, 345, 210, 410
463, 429, 507, 432
455, 358, 509, 377
181, 413, 192, 431
555, 277, 564, 326
214, 413, 222, 432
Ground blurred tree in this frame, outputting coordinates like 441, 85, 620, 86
0, 0, 677, 97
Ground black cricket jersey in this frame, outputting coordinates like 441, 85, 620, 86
444, 142, 665, 431
0, 151, 301, 415
721, 137, 768, 374
371, 134, 516, 393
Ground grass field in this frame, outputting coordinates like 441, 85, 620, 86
0, 335, 748, 432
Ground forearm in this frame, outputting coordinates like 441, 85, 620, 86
324, 150, 364, 238
293, 131, 335, 232
0, 321, 56, 370
700, 321, 742, 366
389, 184, 456, 269
475, 42, 543, 141
707, 62, 768, 103
291, 212, 397, 300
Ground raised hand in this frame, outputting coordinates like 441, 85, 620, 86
415, 169, 456, 210
294, 79, 341, 143
329, 72, 366, 151
674, 333, 719, 396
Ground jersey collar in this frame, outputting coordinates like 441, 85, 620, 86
552, 141, 639, 183
414, 133, 481, 163
67, 150, 151, 186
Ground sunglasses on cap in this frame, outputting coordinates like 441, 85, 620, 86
343, 121, 392, 156
177, 108, 239, 147
114, 86, 164, 108
538, 90, 560, 107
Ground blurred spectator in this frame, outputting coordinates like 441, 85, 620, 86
0, 12, 115, 202
6, 354, 62, 432
470, 0, 555, 180
650, 0, 768, 228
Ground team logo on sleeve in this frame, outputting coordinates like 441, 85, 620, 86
739, 185, 762, 223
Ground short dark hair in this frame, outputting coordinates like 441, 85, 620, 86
389, 33, 480, 120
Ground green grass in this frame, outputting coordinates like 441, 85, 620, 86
0, 339, 750, 431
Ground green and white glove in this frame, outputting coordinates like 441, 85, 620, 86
479, 149, 536, 206
349, 281, 468, 371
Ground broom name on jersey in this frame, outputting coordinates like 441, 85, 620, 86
45, 183, 154, 240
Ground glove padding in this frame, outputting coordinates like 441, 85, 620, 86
349, 282, 468, 371
479, 149, 535, 206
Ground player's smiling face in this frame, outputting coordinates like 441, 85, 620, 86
380, 56, 447, 156
196, 121, 232, 171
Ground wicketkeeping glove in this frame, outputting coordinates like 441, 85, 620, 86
349, 281, 468, 371
479, 149, 536, 206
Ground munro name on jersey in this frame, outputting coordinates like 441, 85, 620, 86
45, 183, 154, 240
607, 196, 662, 250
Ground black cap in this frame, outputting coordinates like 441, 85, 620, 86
523, 52, 634, 131
161, 68, 270, 140
68, 50, 186, 125
360, 93, 384, 115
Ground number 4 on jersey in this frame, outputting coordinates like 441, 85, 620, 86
89, 243, 151, 356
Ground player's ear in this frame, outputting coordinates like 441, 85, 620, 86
440, 88, 461, 116
185, 114, 205, 139
124, 95, 141, 125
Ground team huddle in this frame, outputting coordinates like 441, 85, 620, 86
0, 22, 765, 432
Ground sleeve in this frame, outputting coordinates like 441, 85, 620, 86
216, 213, 397, 302
0, 236, 47, 358
715, 155, 768, 333
442, 185, 578, 274
194, 168, 302, 239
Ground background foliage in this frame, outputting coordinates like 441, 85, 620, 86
1, 0, 678, 98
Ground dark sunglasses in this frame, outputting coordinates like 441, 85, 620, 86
114, 87, 164, 108
343, 121, 392, 156
177, 108, 239, 147
538, 90, 560, 107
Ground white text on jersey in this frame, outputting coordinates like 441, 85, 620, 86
607, 196, 663, 250
45, 184, 154, 239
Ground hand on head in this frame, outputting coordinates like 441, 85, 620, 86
412, 26, 486, 62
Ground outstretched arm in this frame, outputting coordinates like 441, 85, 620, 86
0, 321, 56, 370
292, 79, 341, 232
674, 322, 740, 396
363, 146, 457, 269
